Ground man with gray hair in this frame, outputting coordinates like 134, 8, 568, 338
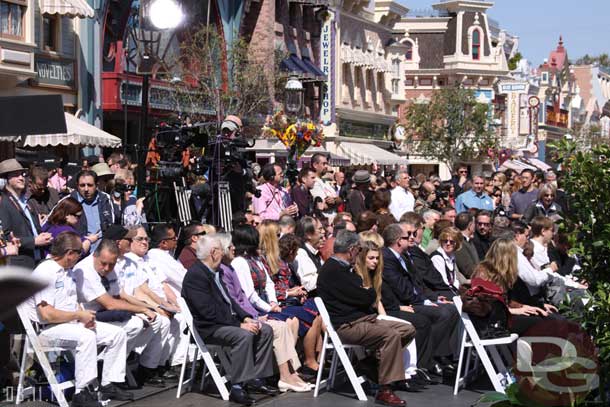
182, 234, 275, 405
389, 169, 415, 221
317, 230, 415, 407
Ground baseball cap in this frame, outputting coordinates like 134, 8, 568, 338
103, 225, 137, 241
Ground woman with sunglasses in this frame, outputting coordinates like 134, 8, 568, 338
429, 227, 464, 295
522, 183, 564, 224
42, 197, 99, 254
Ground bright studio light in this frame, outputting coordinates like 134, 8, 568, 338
148, 0, 183, 30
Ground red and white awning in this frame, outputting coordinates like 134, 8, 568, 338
39, 0, 94, 18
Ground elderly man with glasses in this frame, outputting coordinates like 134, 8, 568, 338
0, 159, 53, 268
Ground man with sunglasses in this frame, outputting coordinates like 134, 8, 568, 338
472, 210, 494, 259
177, 223, 209, 269
0, 159, 53, 268
381, 222, 461, 380
147, 224, 191, 368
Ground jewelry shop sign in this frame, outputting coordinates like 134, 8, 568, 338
35, 55, 75, 89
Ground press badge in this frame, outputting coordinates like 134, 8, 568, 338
55, 280, 64, 289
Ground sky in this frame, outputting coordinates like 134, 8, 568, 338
397, 0, 610, 67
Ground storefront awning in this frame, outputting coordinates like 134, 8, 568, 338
281, 54, 326, 81
39, 0, 94, 18
299, 147, 350, 167
1, 113, 121, 148
524, 158, 551, 171
498, 159, 536, 172
338, 142, 406, 166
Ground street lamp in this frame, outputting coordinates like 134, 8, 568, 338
285, 75, 304, 116
135, 0, 183, 198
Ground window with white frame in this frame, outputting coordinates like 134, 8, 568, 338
0, 0, 26, 38
472, 29, 481, 60
391, 58, 401, 94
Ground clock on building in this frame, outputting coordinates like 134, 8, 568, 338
528, 96, 540, 108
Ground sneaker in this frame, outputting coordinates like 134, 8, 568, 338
99, 383, 134, 401
71, 388, 102, 407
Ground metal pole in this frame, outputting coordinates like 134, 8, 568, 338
137, 73, 150, 198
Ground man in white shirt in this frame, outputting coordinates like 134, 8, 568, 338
125, 226, 183, 380
73, 239, 157, 369
294, 216, 325, 293
389, 170, 415, 221
25, 231, 131, 405
148, 224, 191, 366
108, 225, 172, 386
310, 153, 341, 221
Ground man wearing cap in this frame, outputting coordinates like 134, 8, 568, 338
0, 159, 53, 268
345, 170, 371, 220
107, 225, 173, 387
67, 170, 115, 252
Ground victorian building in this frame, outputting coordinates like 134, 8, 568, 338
394, 0, 510, 175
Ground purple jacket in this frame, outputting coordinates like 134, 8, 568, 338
220, 263, 259, 317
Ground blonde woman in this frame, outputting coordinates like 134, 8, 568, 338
258, 219, 281, 275
429, 226, 465, 294
472, 237, 557, 335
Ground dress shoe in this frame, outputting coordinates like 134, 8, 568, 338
375, 387, 406, 406
70, 387, 102, 407
393, 379, 425, 392
436, 356, 457, 372
229, 387, 256, 406
136, 366, 166, 388
278, 380, 311, 393
158, 367, 178, 381
416, 369, 442, 385
99, 383, 134, 401
246, 380, 280, 396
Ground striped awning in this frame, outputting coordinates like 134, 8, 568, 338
39, 0, 94, 18
338, 142, 406, 166
0, 113, 121, 148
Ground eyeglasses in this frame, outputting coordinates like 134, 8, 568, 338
494, 194, 502, 198
193, 231, 207, 237
133, 236, 150, 243
477, 222, 491, 227
442, 239, 456, 245
72, 212, 82, 217
459, 170, 468, 174
543, 194, 555, 197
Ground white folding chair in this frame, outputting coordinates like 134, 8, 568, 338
15, 304, 74, 407
452, 296, 518, 395
313, 297, 367, 401
176, 297, 230, 400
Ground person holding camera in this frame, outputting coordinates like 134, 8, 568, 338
252, 164, 298, 221
109, 170, 146, 227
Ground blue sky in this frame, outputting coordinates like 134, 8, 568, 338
398, 0, 610, 66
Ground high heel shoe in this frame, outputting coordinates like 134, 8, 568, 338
278, 380, 311, 393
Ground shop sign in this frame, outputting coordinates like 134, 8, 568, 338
35, 55, 75, 89
320, 10, 335, 125
339, 119, 388, 140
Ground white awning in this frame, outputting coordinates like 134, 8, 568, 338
338, 141, 406, 166
39, 0, 94, 18
524, 158, 551, 171
498, 159, 536, 172
3, 113, 121, 148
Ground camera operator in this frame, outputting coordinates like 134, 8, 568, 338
210, 115, 260, 217
108, 169, 147, 226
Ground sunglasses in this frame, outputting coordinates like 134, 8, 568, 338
8, 171, 28, 178
401, 231, 418, 239
163, 236, 178, 241
478, 222, 491, 227
442, 239, 456, 245
194, 231, 207, 237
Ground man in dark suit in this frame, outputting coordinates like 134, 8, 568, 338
472, 210, 494, 259
454, 212, 480, 279
317, 230, 414, 407
381, 223, 460, 378
0, 159, 53, 268
181, 234, 275, 405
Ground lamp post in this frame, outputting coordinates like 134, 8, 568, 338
284, 75, 303, 186
135, 0, 183, 197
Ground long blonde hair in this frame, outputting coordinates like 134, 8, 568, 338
354, 236, 384, 305
474, 237, 518, 291
257, 220, 280, 275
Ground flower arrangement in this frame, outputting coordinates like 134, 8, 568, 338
262, 110, 324, 159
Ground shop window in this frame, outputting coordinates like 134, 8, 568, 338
405, 41, 413, 61
472, 29, 481, 60
43, 15, 60, 52
0, 1, 26, 39
392, 79, 400, 94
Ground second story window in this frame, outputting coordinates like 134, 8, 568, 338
0, 1, 26, 39
472, 29, 481, 60
43, 15, 59, 52
405, 41, 413, 61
